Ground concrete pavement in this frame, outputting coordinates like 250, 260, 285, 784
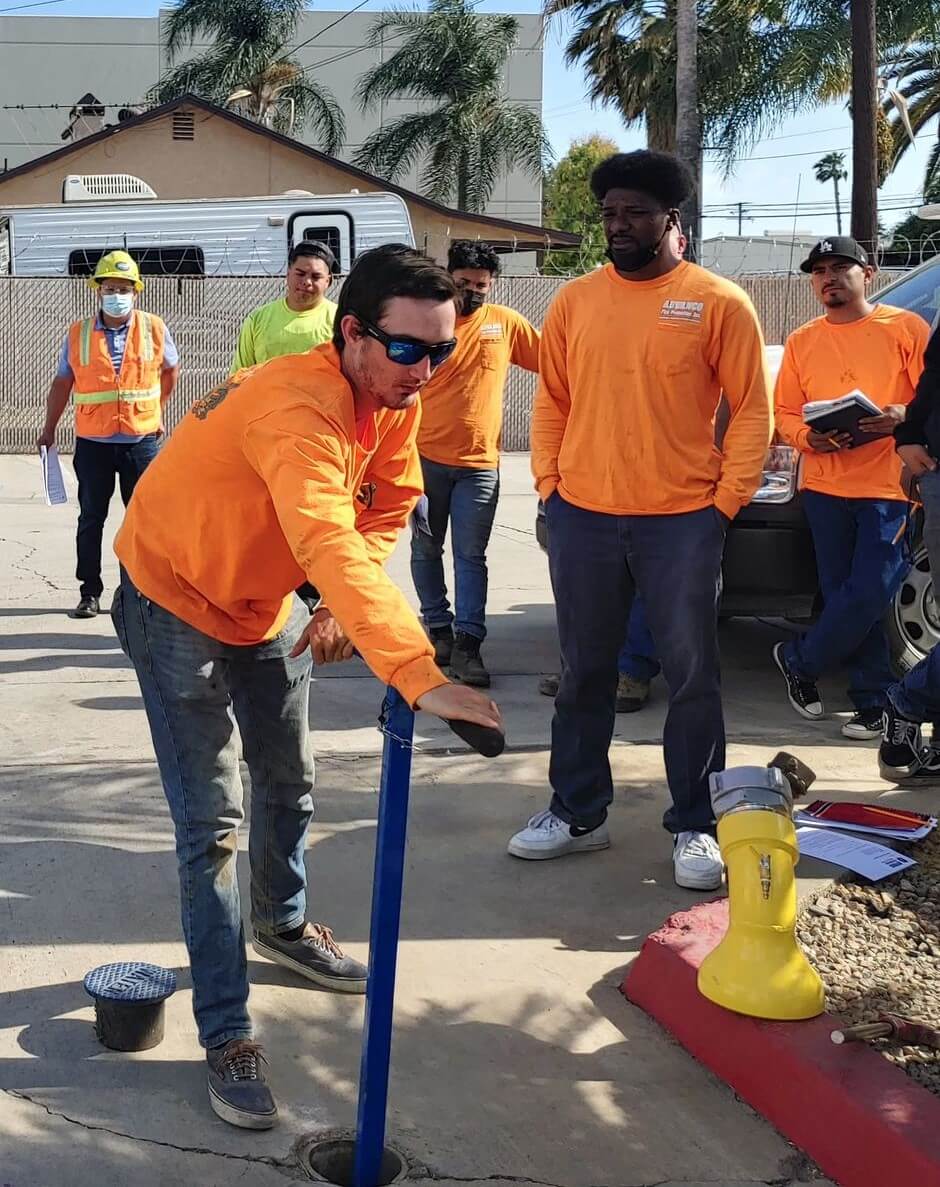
5, 449, 927, 1185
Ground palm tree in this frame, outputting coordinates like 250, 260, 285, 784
674, 0, 700, 254
149, 0, 345, 154
548, 0, 934, 176
814, 151, 848, 232
353, 0, 551, 213
850, 0, 878, 256
883, 43, 940, 196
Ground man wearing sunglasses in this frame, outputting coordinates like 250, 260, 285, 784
111, 245, 502, 1131
410, 241, 541, 688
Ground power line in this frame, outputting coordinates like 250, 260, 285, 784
290, 0, 372, 56
0, 0, 66, 12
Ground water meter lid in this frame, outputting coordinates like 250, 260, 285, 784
708, 764, 792, 817
83, 961, 177, 1004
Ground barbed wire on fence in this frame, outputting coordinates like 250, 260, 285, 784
0, 269, 917, 454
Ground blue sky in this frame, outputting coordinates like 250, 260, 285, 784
4, 0, 932, 245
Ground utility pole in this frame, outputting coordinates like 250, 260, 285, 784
674, 0, 700, 259
850, 0, 878, 258
737, 202, 744, 235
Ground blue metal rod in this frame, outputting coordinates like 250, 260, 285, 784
354, 688, 415, 1187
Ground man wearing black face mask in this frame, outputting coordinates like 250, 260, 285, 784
411, 241, 540, 687
511, 151, 772, 891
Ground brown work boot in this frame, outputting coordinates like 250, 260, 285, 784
450, 631, 490, 688
616, 673, 649, 713
428, 625, 454, 667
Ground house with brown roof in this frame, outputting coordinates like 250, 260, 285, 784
0, 95, 578, 270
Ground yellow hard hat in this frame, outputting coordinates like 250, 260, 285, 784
89, 250, 143, 292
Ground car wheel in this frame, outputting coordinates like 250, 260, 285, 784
886, 545, 940, 673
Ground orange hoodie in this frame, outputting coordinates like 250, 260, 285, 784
531, 262, 772, 519
774, 303, 929, 501
417, 302, 540, 469
114, 345, 447, 707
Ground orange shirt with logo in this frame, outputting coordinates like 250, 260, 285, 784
774, 304, 929, 501
417, 303, 540, 469
531, 262, 772, 519
114, 345, 446, 707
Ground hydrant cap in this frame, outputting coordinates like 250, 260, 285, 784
708, 764, 792, 818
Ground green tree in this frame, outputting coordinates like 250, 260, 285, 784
813, 151, 848, 232
547, 0, 934, 175
883, 40, 940, 197
149, 0, 345, 153
543, 134, 619, 273
353, 0, 551, 212
886, 172, 940, 264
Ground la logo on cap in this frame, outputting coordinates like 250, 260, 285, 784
818, 240, 833, 254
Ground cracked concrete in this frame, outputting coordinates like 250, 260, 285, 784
0, 452, 901, 1187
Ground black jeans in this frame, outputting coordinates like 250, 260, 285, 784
73, 434, 161, 598
545, 492, 726, 834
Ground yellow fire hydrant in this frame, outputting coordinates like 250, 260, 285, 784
697, 765, 825, 1021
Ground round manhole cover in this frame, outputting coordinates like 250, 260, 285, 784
299, 1136, 406, 1187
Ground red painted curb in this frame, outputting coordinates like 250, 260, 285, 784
623, 899, 940, 1187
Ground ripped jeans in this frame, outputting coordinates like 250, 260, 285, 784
112, 572, 315, 1049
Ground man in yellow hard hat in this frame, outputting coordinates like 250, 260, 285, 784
38, 250, 180, 619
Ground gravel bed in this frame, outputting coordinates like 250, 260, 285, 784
796, 829, 940, 1096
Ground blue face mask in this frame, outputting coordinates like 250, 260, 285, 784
101, 292, 134, 319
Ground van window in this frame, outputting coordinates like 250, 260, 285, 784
289, 210, 353, 272
68, 245, 206, 277
0, 217, 9, 275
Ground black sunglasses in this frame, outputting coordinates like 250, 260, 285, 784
353, 314, 457, 368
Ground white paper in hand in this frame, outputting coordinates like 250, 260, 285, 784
40, 445, 68, 506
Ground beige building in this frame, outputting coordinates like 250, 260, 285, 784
0, 96, 575, 269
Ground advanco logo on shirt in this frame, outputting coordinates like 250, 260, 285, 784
480, 323, 504, 341
659, 299, 704, 326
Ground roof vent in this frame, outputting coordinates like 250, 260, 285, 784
63, 173, 158, 202
172, 111, 196, 141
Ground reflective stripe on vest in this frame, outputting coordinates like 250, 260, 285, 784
69, 311, 166, 438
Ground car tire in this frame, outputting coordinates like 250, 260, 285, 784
885, 544, 940, 674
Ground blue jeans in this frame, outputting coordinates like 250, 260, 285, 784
618, 598, 660, 681
784, 492, 908, 712
410, 456, 500, 640
74, 434, 161, 598
546, 493, 725, 834
112, 574, 315, 1049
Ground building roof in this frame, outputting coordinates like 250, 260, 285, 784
0, 93, 578, 248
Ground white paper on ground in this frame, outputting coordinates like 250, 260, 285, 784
39, 445, 68, 506
796, 826, 917, 881
794, 810, 936, 842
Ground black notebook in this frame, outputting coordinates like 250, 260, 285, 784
802, 389, 885, 448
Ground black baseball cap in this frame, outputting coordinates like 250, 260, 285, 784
800, 236, 869, 273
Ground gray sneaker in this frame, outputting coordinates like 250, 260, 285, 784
206, 1039, 277, 1130
251, 922, 368, 994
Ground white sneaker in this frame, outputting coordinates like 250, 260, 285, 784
673, 830, 724, 890
507, 808, 610, 860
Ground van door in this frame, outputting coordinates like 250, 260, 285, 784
288, 210, 353, 273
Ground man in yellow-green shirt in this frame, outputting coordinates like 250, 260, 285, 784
230, 241, 338, 373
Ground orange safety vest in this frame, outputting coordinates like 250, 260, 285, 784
68, 310, 166, 439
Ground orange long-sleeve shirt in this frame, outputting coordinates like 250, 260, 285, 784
531, 262, 772, 519
114, 345, 447, 707
417, 302, 541, 468
774, 304, 929, 501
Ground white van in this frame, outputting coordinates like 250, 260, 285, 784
0, 185, 415, 278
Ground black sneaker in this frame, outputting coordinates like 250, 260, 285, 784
72, 595, 99, 619
206, 1039, 277, 1130
429, 625, 454, 667
879, 704, 923, 780
538, 673, 560, 698
450, 631, 490, 688
772, 642, 823, 719
841, 709, 885, 740
909, 745, 940, 781
251, 922, 367, 993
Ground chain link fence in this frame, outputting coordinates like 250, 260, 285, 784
0, 270, 911, 454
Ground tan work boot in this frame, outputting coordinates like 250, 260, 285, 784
616, 673, 649, 713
